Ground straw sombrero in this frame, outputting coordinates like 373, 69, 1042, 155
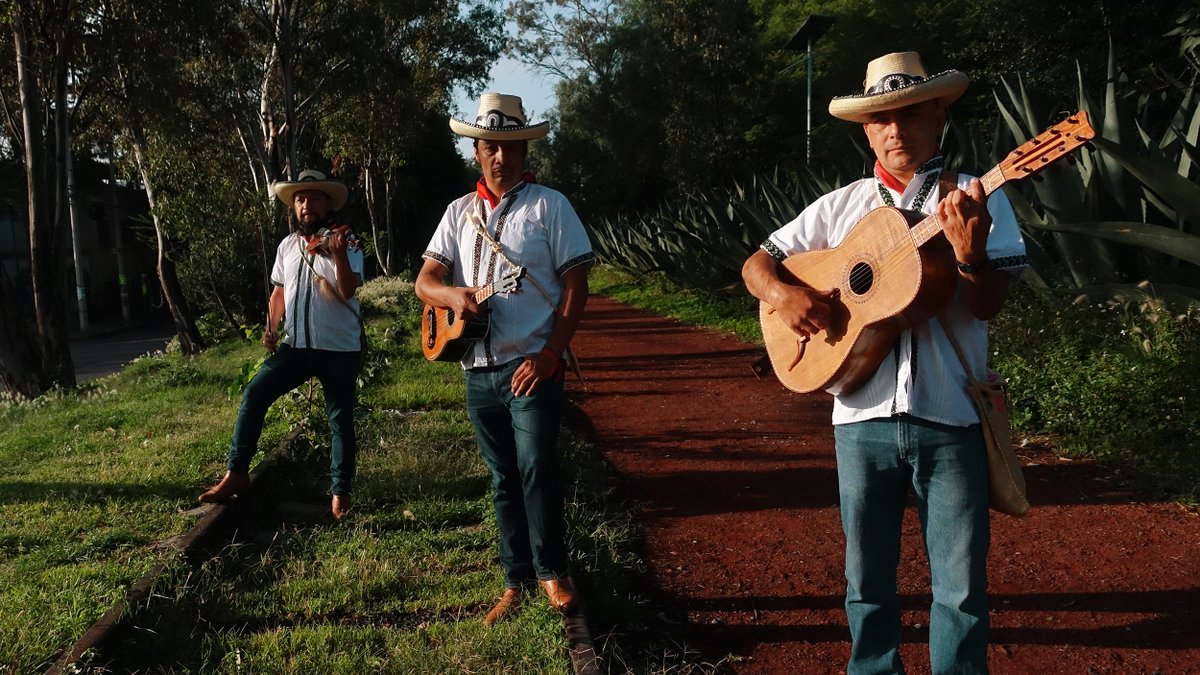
450, 92, 549, 141
272, 170, 349, 211
828, 52, 968, 123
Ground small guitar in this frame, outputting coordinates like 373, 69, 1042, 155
760, 111, 1096, 395
422, 268, 526, 362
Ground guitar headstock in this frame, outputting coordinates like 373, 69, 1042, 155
495, 267, 526, 294
994, 111, 1096, 186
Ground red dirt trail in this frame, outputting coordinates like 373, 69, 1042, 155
567, 296, 1200, 674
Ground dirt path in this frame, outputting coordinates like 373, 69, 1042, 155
567, 296, 1200, 674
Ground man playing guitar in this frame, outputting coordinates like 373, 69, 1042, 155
415, 93, 595, 626
742, 52, 1028, 673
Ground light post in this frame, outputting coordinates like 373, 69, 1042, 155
784, 15, 835, 164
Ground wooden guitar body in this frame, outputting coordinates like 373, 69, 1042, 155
420, 267, 525, 363
760, 207, 957, 395
422, 306, 489, 362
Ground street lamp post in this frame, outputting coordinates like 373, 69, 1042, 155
784, 15, 835, 164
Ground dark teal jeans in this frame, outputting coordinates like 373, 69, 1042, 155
465, 357, 569, 588
228, 344, 361, 495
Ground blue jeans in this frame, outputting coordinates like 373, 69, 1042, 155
834, 415, 990, 675
465, 357, 569, 588
228, 344, 361, 495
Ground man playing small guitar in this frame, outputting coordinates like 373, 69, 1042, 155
415, 93, 595, 626
742, 52, 1028, 674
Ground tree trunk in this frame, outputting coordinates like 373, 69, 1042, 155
277, 0, 299, 179
0, 267, 45, 398
127, 131, 204, 355
12, 6, 75, 392
365, 162, 392, 277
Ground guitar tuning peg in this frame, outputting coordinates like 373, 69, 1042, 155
1067, 155, 1077, 166
1031, 174, 1045, 182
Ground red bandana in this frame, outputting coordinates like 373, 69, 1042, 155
873, 160, 906, 193
476, 171, 538, 208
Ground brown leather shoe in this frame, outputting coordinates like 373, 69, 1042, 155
484, 587, 522, 626
539, 577, 579, 612
197, 471, 251, 503
331, 494, 351, 520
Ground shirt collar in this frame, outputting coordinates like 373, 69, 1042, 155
476, 171, 538, 209
873, 155, 944, 193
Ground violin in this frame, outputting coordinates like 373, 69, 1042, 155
305, 224, 363, 256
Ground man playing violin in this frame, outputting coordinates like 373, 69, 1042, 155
199, 169, 364, 520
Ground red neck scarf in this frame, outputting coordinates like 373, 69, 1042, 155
476, 171, 538, 208
873, 160, 907, 193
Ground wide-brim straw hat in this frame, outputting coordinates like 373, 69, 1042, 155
828, 51, 969, 123
272, 170, 349, 211
450, 92, 549, 141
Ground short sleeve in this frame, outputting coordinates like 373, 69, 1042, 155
422, 201, 462, 272
977, 185, 1028, 271
270, 237, 288, 286
548, 193, 595, 276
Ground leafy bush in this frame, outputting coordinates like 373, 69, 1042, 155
356, 276, 418, 317
992, 281, 1200, 500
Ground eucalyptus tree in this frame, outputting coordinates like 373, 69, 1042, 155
80, 0, 242, 354
0, 0, 80, 396
510, 0, 777, 219
320, 0, 503, 276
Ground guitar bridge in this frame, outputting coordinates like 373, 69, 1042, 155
786, 335, 809, 372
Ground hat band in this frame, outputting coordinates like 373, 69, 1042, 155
865, 72, 926, 95
475, 108, 527, 129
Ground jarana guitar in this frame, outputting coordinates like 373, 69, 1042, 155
422, 268, 526, 362
759, 111, 1096, 395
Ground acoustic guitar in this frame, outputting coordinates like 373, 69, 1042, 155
759, 111, 1096, 395
422, 268, 526, 362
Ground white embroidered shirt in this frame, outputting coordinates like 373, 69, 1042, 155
763, 164, 1028, 426
270, 233, 364, 352
423, 182, 595, 369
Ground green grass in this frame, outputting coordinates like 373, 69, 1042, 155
1, 276, 717, 673
0, 336, 290, 672
588, 266, 762, 343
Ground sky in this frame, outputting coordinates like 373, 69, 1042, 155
452, 56, 558, 160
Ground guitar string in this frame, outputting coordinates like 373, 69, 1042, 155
843, 133, 1079, 294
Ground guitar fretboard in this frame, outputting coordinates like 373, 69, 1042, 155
908, 164, 1006, 248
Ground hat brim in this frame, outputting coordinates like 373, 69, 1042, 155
273, 181, 349, 211
828, 71, 969, 123
449, 118, 550, 141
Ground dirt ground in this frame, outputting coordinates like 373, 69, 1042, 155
567, 296, 1200, 674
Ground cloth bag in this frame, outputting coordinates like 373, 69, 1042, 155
939, 315, 1030, 517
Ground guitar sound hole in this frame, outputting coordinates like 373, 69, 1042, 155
848, 262, 874, 295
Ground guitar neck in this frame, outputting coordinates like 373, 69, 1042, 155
473, 282, 497, 304
909, 165, 1007, 248
909, 111, 1095, 248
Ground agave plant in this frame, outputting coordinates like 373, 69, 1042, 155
983, 43, 1200, 309
585, 165, 852, 291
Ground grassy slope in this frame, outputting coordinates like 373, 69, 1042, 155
1, 277, 715, 674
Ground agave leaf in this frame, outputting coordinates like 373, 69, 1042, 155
1025, 219, 1200, 266
1140, 186, 1179, 226
1091, 136, 1200, 226
1177, 93, 1200, 180
996, 78, 1033, 139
